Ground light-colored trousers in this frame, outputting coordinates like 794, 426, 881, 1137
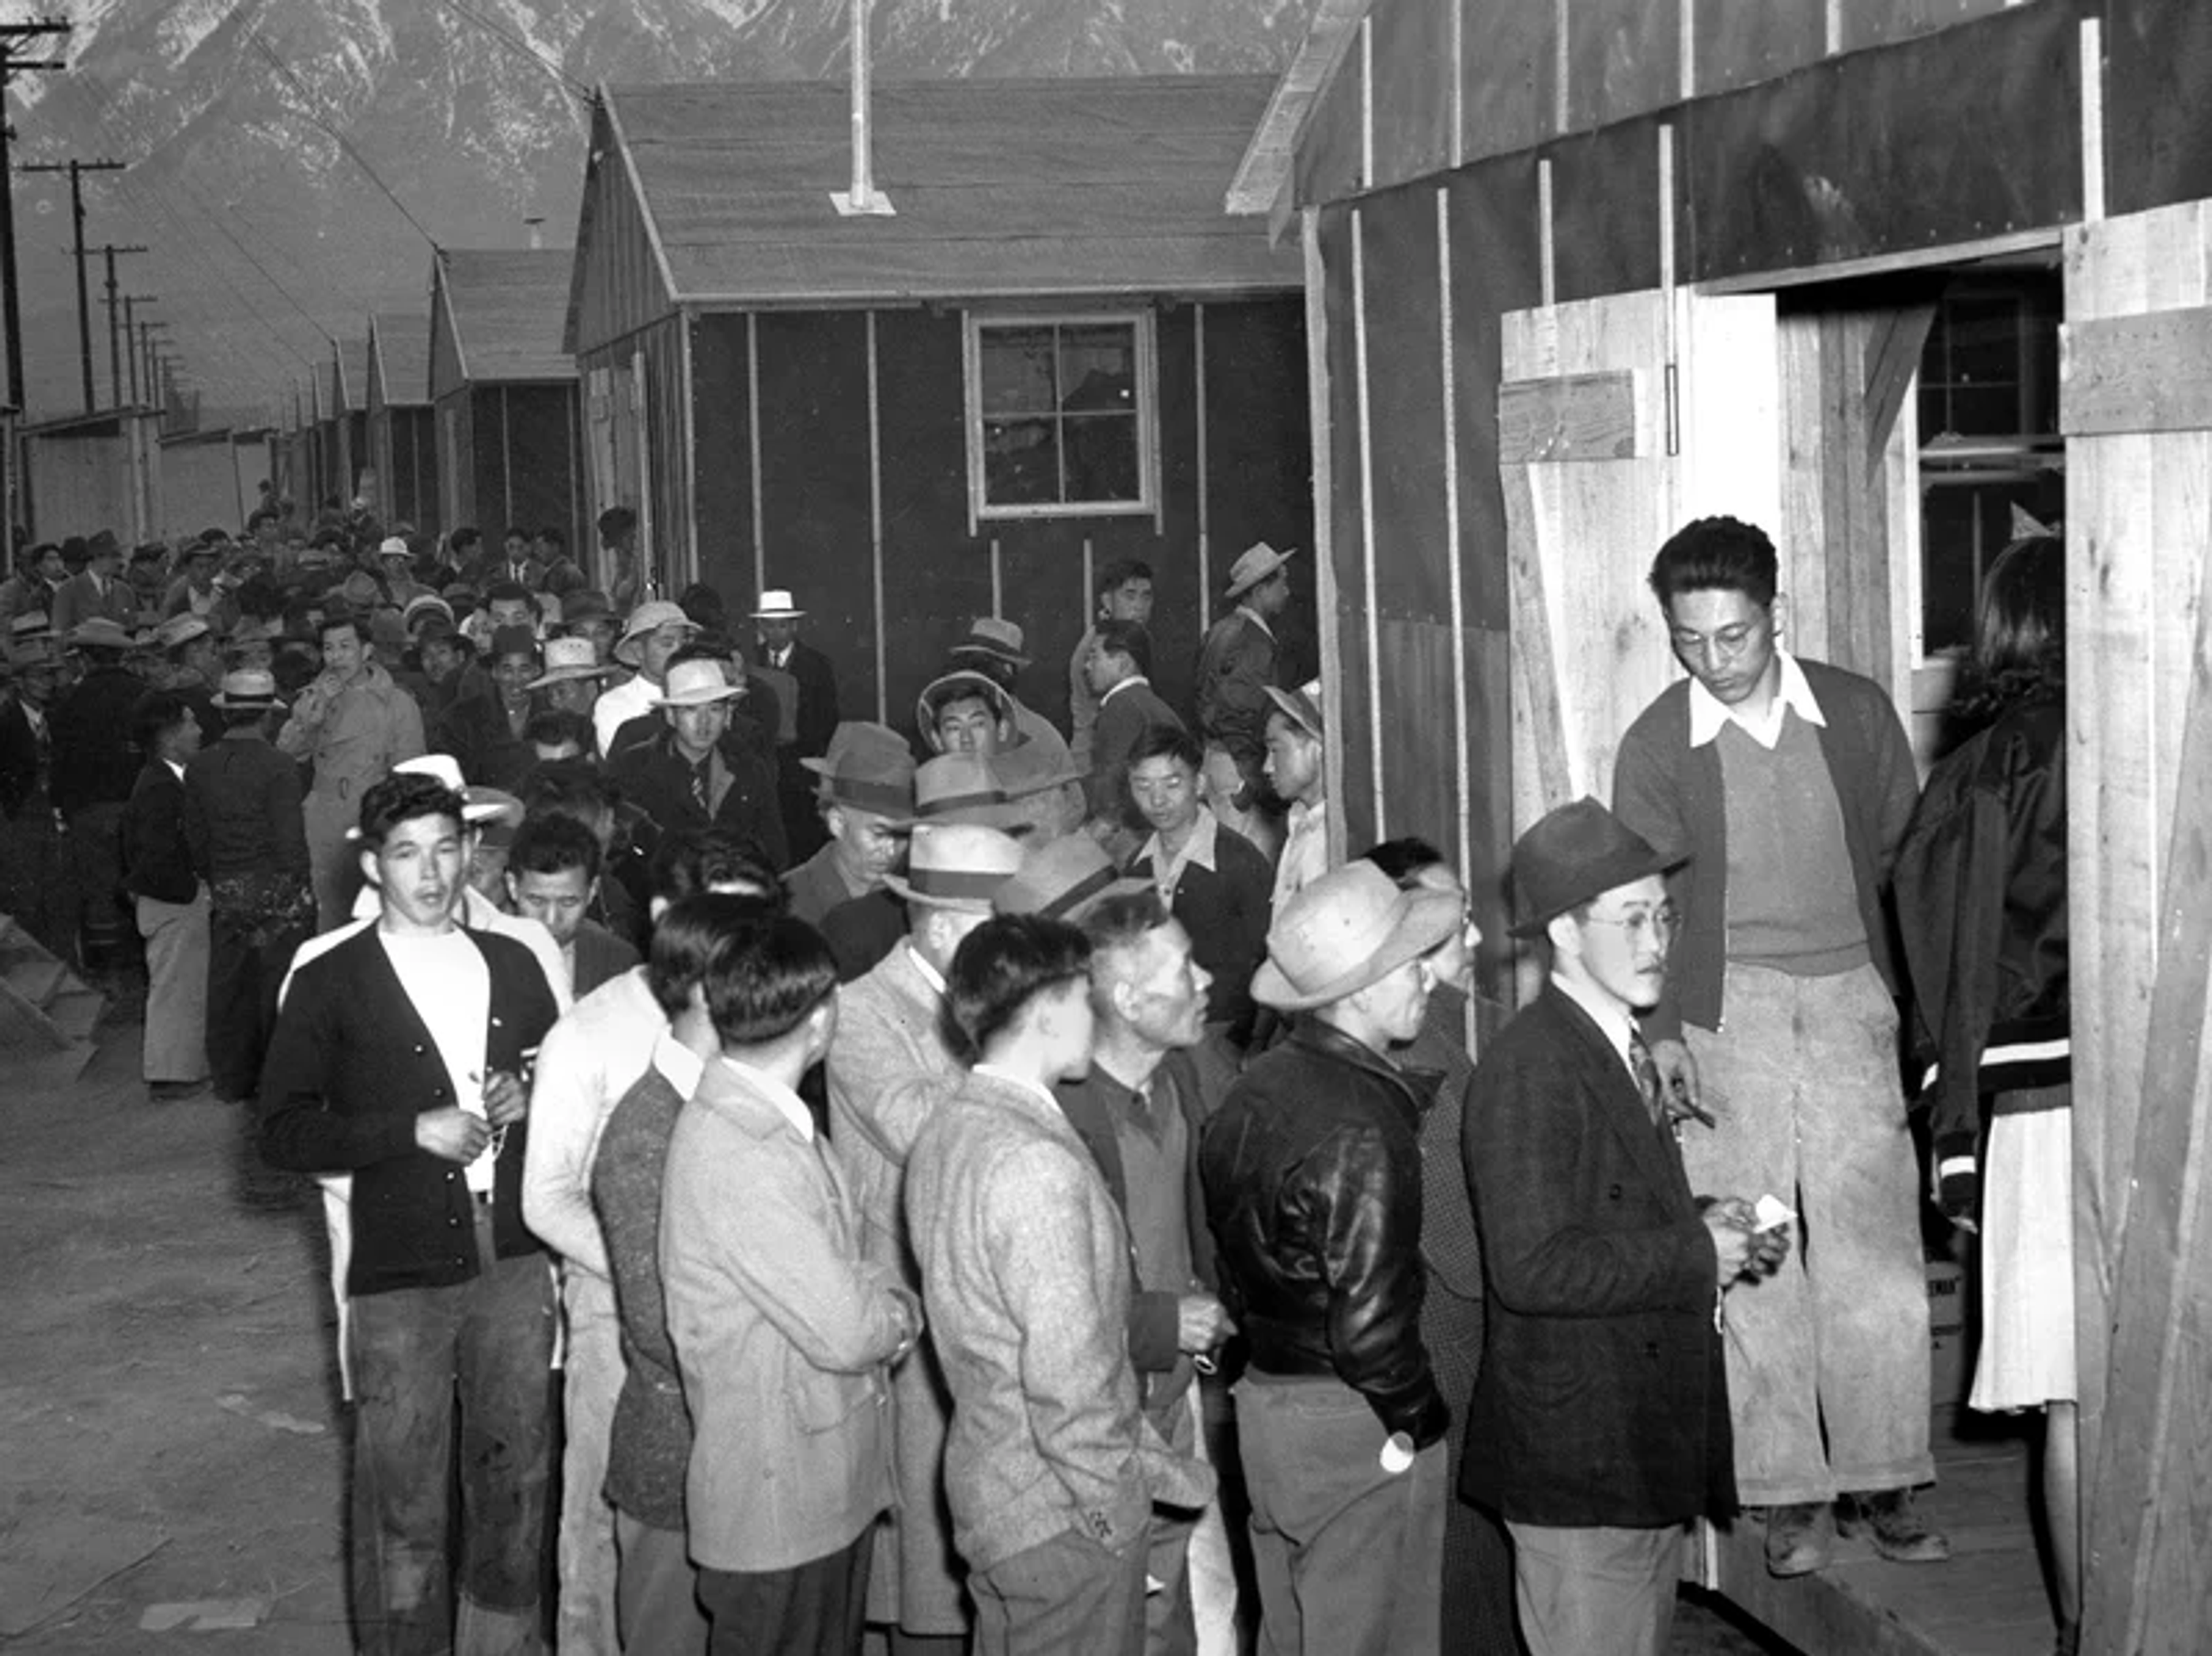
1505, 1520, 1687, 1656
137, 886, 210, 1083
556, 1270, 623, 1655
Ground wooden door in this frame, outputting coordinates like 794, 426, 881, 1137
1494, 287, 1782, 838
2061, 198, 2212, 1653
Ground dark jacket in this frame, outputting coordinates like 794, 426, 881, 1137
182, 731, 310, 881
1199, 1018, 1446, 1445
607, 692, 782, 785
1893, 695, 2069, 1148
48, 665, 148, 813
571, 918, 641, 1001
772, 638, 841, 759
1193, 609, 1281, 775
1128, 817, 1274, 1041
1611, 655, 1920, 1039
609, 727, 789, 867
821, 889, 906, 983
0, 698, 42, 817
121, 761, 198, 904
1460, 985, 1733, 1528
431, 689, 535, 795
1089, 678, 1185, 828
257, 923, 561, 1297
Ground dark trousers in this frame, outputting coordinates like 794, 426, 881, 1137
347, 1210, 556, 1656
63, 801, 128, 967
699, 1527, 872, 1656
205, 903, 310, 1101
969, 1526, 1148, 1656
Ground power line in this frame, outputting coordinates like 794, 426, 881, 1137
250, 35, 440, 254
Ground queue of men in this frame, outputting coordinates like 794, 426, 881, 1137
0, 498, 1994, 1655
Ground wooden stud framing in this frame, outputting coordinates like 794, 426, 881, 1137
1353, 206, 1387, 840
1195, 302, 1211, 635
1438, 183, 1475, 1054
747, 313, 766, 600
990, 536, 1003, 620
866, 309, 888, 724
2081, 14, 2105, 225
679, 312, 699, 588
1303, 207, 1347, 866
1538, 158, 1557, 308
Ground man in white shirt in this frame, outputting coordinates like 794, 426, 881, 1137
1262, 681, 1328, 920
593, 600, 701, 757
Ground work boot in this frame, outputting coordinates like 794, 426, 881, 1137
1763, 1502, 1832, 1577
1836, 1487, 1951, 1563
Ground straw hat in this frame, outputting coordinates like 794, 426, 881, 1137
916, 669, 1013, 747
153, 614, 212, 651
881, 823, 1027, 913
614, 599, 701, 667
9, 611, 55, 647
948, 616, 1032, 670
67, 617, 137, 652
527, 636, 611, 689
345, 753, 522, 839
376, 536, 412, 562
994, 835, 1152, 924
403, 593, 455, 632
1263, 679, 1324, 741
910, 752, 1033, 831
209, 668, 286, 711
1225, 541, 1296, 599
802, 721, 918, 817
751, 588, 806, 619
652, 657, 744, 708
1251, 861, 1462, 1012
1508, 797, 1686, 940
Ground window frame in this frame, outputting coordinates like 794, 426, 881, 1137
961, 308, 1160, 525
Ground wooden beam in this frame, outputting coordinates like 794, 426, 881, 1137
2062, 306, 2212, 436
2083, 520, 2212, 1652
1497, 372, 1640, 464
1302, 206, 1348, 867
1862, 298, 1939, 470
1499, 463, 1573, 815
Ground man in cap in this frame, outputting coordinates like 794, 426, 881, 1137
152, 614, 224, 743
183, 668, 315, 1104
945, 617, 1065, 752
50, 617, 154, 969
526, 634, 610, 723
1070, 558, 1156, 774
259, 769, 565, 1655
52, 529, 138, 636
432, 623, 539, 795
998, 845, 1241, 1655
1609, 516, 1939, 1574
1194, 542, 1294, 804
592, 599, 699, 757
123, 689, 211, 1099
1263, 680, 1329, 919
377, 536, 434, 609
277, 608, 428, 929
162, 537, 224, 619
785, 721, 915, 927
753, 587, 842, 859
824, 822, 1026, 1653
608, 650, 787, 866
560, 589, 619, 665
1463, 798, 1783, 1656
1199, 858, 1460, 1656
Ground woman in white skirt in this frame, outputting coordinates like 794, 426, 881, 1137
1894, 531, 2074, 1656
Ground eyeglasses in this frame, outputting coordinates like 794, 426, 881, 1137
1584, 905, 1678, 946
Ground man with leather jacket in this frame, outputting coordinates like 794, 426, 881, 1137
1199, 860, 1461, 1656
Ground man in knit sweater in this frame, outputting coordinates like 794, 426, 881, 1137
1611, 516, 1942, 1577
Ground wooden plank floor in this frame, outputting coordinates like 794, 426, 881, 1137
1709, 1409, 2060, 1656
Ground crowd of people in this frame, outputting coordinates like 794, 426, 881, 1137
0, 499, 2075, 1656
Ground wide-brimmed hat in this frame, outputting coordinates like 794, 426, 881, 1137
1508, 797, 1687, 939
652, 657, 744, 708
948, 616, 1031, 670
1226, 541, 1296, 599
9, 611, 55, 646
209, 668, 286, 711
995, 730, 1087, 800
560, 589, 614, 625
487, 624, 539, 662
183, 539, 221, 563
1263, 679, 1323, 741
154, 615, 212, 651
915, 670, 1013, 748
995, 835, 1152, 924
752, 588, 806, 620
910, 752, 1033, 831
376, 536, 412, 562
346, 753, 522, 840
615, 599, 700, 667
412, 613, 460, 647
802, 721, 917, 817
337, 570, 381, 608
403, 593, 455, 632
67, 617, 137, 652
1251, 861, 1463, 1012
881, 823, 1027, 913
527, 636, 610, 689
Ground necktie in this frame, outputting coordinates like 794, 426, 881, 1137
1628, 1028, 1664, 1126
689, 760, 709, 816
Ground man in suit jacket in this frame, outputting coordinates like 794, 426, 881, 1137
123, 691, 211, 1098
1193, 542, 1293, 804
505, 812, 639, 1001
783, 722, 914, 929
259, 770, 563, 1655
1083, 619, 1184, 850
663, 913, 921, 1651
1462, 799, 1782, 1656
50, 532, 138, 636
607, 653, 788, 868
755, 588, 843, 862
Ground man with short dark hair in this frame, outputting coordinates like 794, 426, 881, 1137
260, 771, 565, 1654
753, 588, 842, 861
1611, 515, 1940, 1576
123, 689, 210, 1099
1071, 558, 1155, 772
1084, 619, 1183, 845
537, 525, 585, 597
483, 578, 538, 639
665, 914, 922, 1653
51, 530, 137, 635
434, 623, 538, 795
911, 913, 1214, 1655
507, 812, 638, 999
1262, 681, 1328, 919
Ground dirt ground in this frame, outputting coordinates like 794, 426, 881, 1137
0, 1010, 1789, 1654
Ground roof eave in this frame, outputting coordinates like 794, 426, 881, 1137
1226, 0, 1376, 217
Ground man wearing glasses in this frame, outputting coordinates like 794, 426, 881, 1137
1611, 516, 1940, 1579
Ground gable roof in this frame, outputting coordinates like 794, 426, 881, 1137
579, 75, 1301, 321
368, 312, 431, 407
330, 336, 370, 415
437, 249, 578, 384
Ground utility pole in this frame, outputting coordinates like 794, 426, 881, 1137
23, 156, 124, 412
138, 319, 168, 422
119, 293, 153, 403
91, 242, 145, 406
0, 21, 72, 566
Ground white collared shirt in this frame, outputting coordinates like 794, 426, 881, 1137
1139, 806, 1221, 906
1099, 673, 1149, 707
653, 1030, 706, 1096
973, 1062, 1062, 1116
1272, 796, 1328, 917
1550, 969, 1638, 1081
719, 1054, 815, 1140
163, 757, 187, 784
905, 939, 948, 998
1685, 650, 1827, 752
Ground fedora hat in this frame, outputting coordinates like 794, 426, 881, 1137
209, 668, 286, 711
910, 752, 1033, 831
488, 624, 539, 662
9, 610, 55, 646
527, 635, 611, 689
154, 614, 211, 651
1508, 797, 1686, 939
916, 669, 1013, 747
1225, 541, 1296, 599
948, 616, 1031, 670
995, 835, 1152, 924
561, 589, 614, 625
802, 721, 918, 817
1251, 861, 1462, 1012
751, 588, 806, 620
376, 535, 412, 562
345, 753, 522, 838
994, 730, 1087, 801
652, 657, 744, 708
881, 823, 1027, 913
67, 617, 137, 651
614, 599, 700, 666
1263, 679, 1323, 741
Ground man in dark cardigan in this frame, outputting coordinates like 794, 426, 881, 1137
1462, 799, 1782, 1656
259, 771, 563, 1655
